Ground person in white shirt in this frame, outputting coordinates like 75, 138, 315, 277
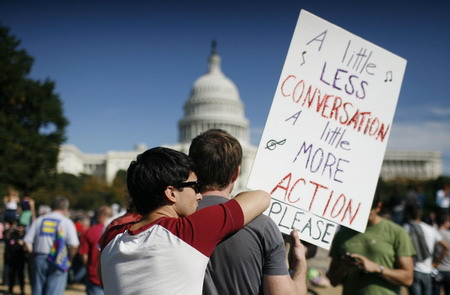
24, 196, 79, 295
436, 184, 450, 216
98, 147, 270, 295
404, 204, 450, 295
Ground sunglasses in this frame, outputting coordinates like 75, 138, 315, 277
177, 181, 202, 194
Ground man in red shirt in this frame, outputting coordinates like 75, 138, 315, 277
79, 206, 112, 295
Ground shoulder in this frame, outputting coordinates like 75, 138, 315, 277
63, 215, 75, 223
244, 214, 281, 236
99, 223, 133, 250
247, 214, 280, 233
31, 213, 55, 226
60, 216, 77, 228
45, 212, 68, 223
420, 222, 442, 238
380, 220, 415, 253
380, 218, 406, 231
380, 219, 411, 238
419, 221, 437, 231
196, 199, 243, 219
196, 195, 227, 210
419, 221, 436, 231
32, 214, 45, 223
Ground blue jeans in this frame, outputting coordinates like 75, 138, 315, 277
433, 270, 450, 295
31, 254, 68, 295
410, 271, 432, 295
86, 280, 104, 295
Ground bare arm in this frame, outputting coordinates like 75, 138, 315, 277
81, 253, 88, 266
263, 230, 308, 295
351, 253, 414, 287
30, 199, 36, 219
434, 240, 450, 267
25, 242, 33, 254
69, 245, 79, 263
233, 190, 270, 225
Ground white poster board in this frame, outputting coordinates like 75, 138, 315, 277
247, 10, 407, 249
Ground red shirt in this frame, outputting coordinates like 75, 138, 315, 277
79, 223, 104, 286
98, 200, 244, 295
104, 211, 141, 233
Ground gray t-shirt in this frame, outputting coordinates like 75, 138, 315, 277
197, 196, 288, 295
437, 229, 450, 271
24, 211, 79, 254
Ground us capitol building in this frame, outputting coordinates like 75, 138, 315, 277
57, 44, 443, 191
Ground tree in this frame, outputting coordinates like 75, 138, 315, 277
0, 24, 68, 193
111, 169, 127, 203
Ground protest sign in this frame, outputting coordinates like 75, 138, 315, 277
247, 10, 407, 249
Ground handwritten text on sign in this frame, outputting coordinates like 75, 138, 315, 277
247, 10, 406, 248
265, 200, 337, 249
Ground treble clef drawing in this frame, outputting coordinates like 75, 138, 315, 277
265, 139, 287, 151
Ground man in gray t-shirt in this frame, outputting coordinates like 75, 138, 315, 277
190, 129, 307, 295
24, 196, 79, 295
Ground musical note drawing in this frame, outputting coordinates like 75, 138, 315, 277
265, 139, 287, 151
384, 71, 393, 82
300, 51, 307, 66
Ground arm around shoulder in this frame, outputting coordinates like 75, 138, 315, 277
233, 190, 270, 225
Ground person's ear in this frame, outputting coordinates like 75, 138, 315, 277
231, 166, 241, 183
375, 202, 383, 213
164, 186, 177, 203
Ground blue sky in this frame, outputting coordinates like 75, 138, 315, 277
1, 0, 449, 175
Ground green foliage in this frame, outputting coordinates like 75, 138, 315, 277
379, 176, 450, 220
110, 169, 128, 205
29, 171, 128, 211
0, 24, 68, 192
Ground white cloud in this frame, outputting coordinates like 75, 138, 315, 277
429, 107, 450, 116
388, 121, 450, 153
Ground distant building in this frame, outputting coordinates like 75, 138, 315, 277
57, 44, 442, 187
57, 143, 148, 184
381, 150, 442, 180
58, 44, 256, 192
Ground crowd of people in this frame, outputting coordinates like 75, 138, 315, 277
0, 129, 307, 295
0, 191, 115, 295
0, 129, 449, 295
327, 183, 450, 295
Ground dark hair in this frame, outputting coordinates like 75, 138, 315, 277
371, 187, 381, 209
127, 147, 194, 215
437, 213, 450, 227
52, 196, 70, 211
189, 129, 242, 192
405, 204, 423, 221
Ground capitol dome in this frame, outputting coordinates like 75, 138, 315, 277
178, 42, 249, 144
56, 42, 443, 191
